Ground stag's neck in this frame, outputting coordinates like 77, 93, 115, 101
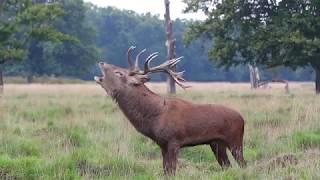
112, 85, 165, 136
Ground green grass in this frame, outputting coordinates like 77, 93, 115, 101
0, 84, 319, 179
291, 129, 320, 149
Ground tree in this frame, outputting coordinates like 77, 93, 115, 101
0, 0, 28, 91
183, 0, 320, 94
0, 0, 75, 86
265, 0, 320, 94
183, 0, 273, 89
19, 0, 77, 82
164, 0, 176, 94
184, 0, 275, 74
248, 64, 260, 89
86, 5, 169, 81
44, 0, 98, 79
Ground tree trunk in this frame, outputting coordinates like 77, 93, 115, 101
164, 0, 176, 94
0, 1, 6, 97
0, 66, 3, 95
316, 66, 320, 94
248, 64, 260, 89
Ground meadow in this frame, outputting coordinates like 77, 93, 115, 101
0, 82, 319, 179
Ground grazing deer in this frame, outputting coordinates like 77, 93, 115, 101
95, 47, 246, 175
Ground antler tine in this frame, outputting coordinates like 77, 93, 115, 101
144, 52, 159, 72
141, 55, 190, 89
170, 70, 186, 80
169, 56, 183, 67
127, 46, 136, 68
167, 70, 190, 89
134, 49, 146, 71
148, 57, 183, 72
166, 68, 188, 84
146, 52, 159, 61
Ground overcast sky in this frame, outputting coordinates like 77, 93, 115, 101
83, 0, 205, 20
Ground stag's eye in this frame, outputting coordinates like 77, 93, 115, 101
114, 71, 123, 77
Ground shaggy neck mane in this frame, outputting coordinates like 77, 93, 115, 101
110, 84, 165, 137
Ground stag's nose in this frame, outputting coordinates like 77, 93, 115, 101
99, 62, 105, 66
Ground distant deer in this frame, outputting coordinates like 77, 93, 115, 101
95, 47, 246, 175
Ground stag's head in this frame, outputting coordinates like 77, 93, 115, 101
95, 46, 189, 94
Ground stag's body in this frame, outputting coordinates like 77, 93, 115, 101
95, 47, 246, 175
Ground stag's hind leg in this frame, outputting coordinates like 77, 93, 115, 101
230, 144, 246, 168
229, 119, 247, 168
229, 135, 246, 168
210, 142, 231, 168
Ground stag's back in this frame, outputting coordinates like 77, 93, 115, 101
157, 97, 245, 146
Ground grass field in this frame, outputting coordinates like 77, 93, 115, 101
0, 82, 319, 179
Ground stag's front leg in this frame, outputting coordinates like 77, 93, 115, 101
162, 142, 180, 175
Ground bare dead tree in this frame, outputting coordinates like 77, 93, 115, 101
0, 0, 5, 95
164, 0, 176, 94
249, 64, 290, 93
248, 64, 260, 89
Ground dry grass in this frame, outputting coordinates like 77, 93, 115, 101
0, 82, 319, 179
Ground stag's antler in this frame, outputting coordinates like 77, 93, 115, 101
134, 49, 146, 72
127, 47, 189, 89
142, 56, 190, 89
127, 46, 136, 68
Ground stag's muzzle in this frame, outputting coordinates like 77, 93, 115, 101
94, 62, 106, 83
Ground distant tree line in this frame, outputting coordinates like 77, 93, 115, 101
0, 0, 314, 86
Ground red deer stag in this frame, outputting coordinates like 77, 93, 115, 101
95, 47, 246, 175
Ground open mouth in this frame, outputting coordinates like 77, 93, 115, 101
94, 62, 105, 83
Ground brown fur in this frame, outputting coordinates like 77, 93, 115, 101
95, 62, 246, 175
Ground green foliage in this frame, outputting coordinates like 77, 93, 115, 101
0, 49, 25, 63
0, 0, 96, 84
184, 0, 259, 67
183, 0, 320, 92
0, 0, 27, 64
48, 0, 99, 77
0, 0, 75, 65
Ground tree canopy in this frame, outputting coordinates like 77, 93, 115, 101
183, 0, 320, 93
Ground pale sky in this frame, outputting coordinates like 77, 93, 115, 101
83, 0, 205, 20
